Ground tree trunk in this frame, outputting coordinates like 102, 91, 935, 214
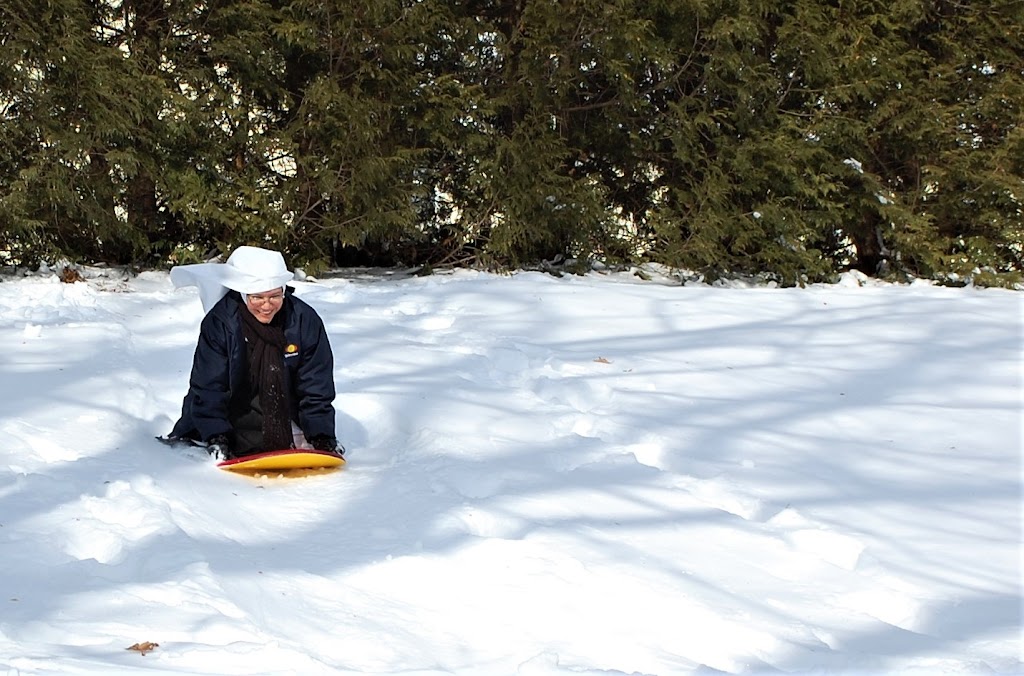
850, 214, 890, 275
123, 0, 166, 262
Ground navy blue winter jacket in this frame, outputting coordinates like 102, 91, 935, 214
170, 289, 336, 444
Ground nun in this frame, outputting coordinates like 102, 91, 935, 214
167, 246, 342, 459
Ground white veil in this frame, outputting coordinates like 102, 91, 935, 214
170, 246, 295, 313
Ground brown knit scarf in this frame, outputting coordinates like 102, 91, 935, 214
239, 300, 293, 451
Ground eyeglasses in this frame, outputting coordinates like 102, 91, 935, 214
247, 292, 285, 305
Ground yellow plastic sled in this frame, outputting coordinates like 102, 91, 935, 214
217, 448, 346, 475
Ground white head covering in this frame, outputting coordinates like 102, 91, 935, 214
171, 246, 295, 313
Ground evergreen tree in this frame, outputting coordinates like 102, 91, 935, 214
638, 0, 1023, 285
159, 0, 295, 259
437, 0, 671, 268
0, 0, 142, 264
785, 0, 1024, 283
632, 0, 837, 284
0, 0, 1018, 284
0, 0, 244, 265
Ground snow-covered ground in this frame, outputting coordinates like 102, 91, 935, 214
0, 265, 1020, 675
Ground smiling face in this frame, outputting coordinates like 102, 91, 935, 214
245, 288, 285, 323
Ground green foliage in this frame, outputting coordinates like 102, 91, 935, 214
0, 0, 1019, 286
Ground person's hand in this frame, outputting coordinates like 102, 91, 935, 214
311, 436, 344, 456
206, 434, 232, 461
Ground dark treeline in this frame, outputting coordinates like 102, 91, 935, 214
1, 0, 1021, 285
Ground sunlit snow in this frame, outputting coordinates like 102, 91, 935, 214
0, 265, 1020, 675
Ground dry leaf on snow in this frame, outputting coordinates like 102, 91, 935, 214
60, 266, 85, 284
126, 641, 159, 655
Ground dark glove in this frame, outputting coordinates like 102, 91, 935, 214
206, 434, 232, 461
311, 435, 344, 456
